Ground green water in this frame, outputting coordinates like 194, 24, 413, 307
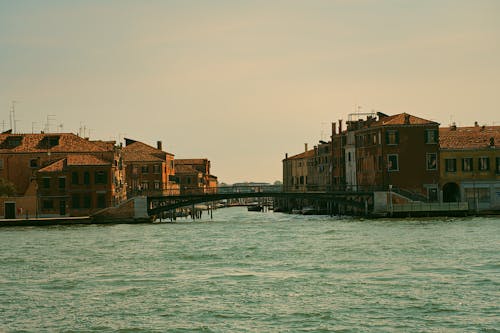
1, 207, 499, 332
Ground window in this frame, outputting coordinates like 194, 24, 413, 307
97, 194, 106, 208
72, 172, 79, 185
43, 177, 51, 189
42, 200, 54, 210
445, 158, 457, 172
72, 194, 80, 209
154, 181, 160, 190
153, 164, 161, 174
83, 195, 91, 208
141, 181, 149, 190
425, 129, 439, 144
386, 130, 399, 145
387, 154, 399, 171
478, 157, 490, 171
30, 159, 39, 168
0, 159, 3, 169
95, 171, 107, 184
84, 172, 90, 185
141, 165, 149, 173
426, 153, 437, 170
58, 177, 66, 189
462, 158, 473, 172
496, 157, 500, 174
378, 155, 383, 171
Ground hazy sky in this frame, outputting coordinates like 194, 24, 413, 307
1, 0, 499, 183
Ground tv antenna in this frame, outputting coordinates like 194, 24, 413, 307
10, 101, 18, 133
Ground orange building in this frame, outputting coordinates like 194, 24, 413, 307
174, 159, 217, 194
0, 132, 125, 217
122, 139, 179, 196
36, 155, 126, 216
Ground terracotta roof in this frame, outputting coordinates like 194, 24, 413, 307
0, 133, 113, 153
439, 126, 500, 149
175, 164, 200, 174
67, 155, 110, 166
38, 155, 111, 173
175, 159, 208, 165
38, 159, 66, 173
122, 141, 168, 162
286, 149, 315, 160
371, 113, 438, 127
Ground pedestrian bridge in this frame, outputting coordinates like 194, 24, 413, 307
146, 185, 375, 217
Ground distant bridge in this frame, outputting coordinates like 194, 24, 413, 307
147, 185, 374, 217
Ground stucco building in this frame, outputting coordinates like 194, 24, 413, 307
439, 123, 500, 211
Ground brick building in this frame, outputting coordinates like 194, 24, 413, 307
174, 159, 217, 194
36, 154, 126, 216
122, 139, 179, 196
350, 113, 440, 199
0, 132, 125, 217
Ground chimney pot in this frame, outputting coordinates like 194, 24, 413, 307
305, 143, 308, 152
157, 141, 162, 151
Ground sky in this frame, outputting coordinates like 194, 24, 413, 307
1, 0, 499, 183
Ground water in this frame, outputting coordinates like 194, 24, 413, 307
1, 207, 499, 332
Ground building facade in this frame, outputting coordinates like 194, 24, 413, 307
439, 124, 500, 211
352, 113, 440, 199
122, 139, 179, 197
175, 159, 217, 194
36, 155, 126, 216
0, 132, 126, 217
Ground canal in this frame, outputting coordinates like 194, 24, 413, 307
1, 207, 498, 332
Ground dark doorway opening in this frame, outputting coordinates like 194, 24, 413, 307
443, 182, 460, 202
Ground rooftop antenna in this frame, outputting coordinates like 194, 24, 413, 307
32, 122, 38, 133
1, 120, 5, 132
10, 101, 18, 133
45, 114, 56, 133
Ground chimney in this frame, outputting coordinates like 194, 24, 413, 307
450, 122, 457, 131
332, 122, 336, 136
490, 137, 495, 147
157, 140, 163, 151
404, 114, 410, 125
474, 121, 479, 127
285, 153, 288, 159
338, 119, 343, 133
304, 143, 308, 152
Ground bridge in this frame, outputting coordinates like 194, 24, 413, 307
146, 185, 375, 217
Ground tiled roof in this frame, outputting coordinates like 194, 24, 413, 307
0, 133, 113, 153
287, 149, 315, 160
175, 164, 200, 174
439, 126, 500, 149
38, 155, 111, 173
38, 159, 65, 173
67, 155, 110, 166
122, 141, 167, 162
371, 113, 438, 127
175, 159, 208, 165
